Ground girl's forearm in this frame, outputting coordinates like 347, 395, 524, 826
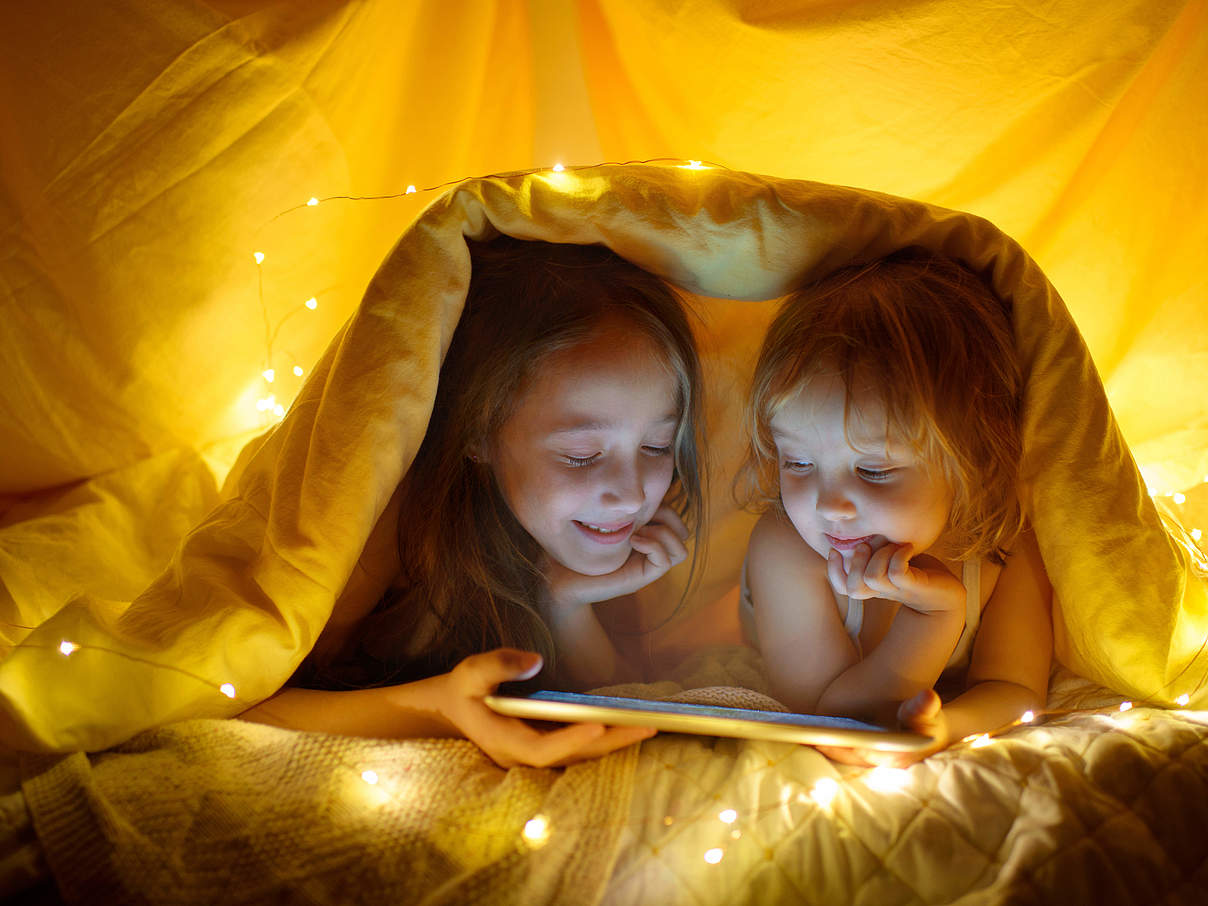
237, 675, 459, 739
541, 598, 629, 688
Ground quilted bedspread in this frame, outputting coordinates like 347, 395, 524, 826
6, 654, 1207, 905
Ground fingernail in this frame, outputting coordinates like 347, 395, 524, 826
516, 653, 542, 680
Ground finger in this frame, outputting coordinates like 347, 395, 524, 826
814, 744, 874, 767
897, 688, 941, 725
629, 532, 671, 570
473, 713, 608, 767
650, 504, 689, 541
847, 542, 872, 595
863, 543, 897, 590
827, 549, 848, 598
455, 648, 543, 696
889, 543, 914, 582
545, 726, 657, 766
634, 523, 688, 566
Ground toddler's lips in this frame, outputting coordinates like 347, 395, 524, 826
825, 533, 875, 553
574, 519, 635, 545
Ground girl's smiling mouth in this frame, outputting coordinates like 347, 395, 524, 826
574, 519, 636, 545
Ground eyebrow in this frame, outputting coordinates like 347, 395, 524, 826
548, 413, 679, 436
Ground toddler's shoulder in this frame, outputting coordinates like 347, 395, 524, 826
747, 510, 824, 572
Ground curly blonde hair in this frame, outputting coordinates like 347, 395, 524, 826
743, 249, 1024, 563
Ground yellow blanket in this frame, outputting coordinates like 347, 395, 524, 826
1, 164, 1205, 751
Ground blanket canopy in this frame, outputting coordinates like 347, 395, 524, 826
1, 1, 1206, 752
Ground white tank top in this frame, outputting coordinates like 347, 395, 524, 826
739, 558, 982, 672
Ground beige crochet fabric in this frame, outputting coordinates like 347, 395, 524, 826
19, 719, 637, 905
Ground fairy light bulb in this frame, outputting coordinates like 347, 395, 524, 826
58, 640, 78, 656
262, 369, 275, 383
272, 404, 285, 418
523, 815, 551, 847
305, 297, 318, 310
864, 766, 909, 792
219, 683, 237, 699
1173, 492, 1187, 505
253, 252, 265, 264
970, 734, 993, 748
552, 163, 564, 172
682, 160, 705, 169
718, 808, 737, 824
256, 394, 277, 412
703, 848, 724, 864
1020, 710, 1035, 723
405, 185, 417, 194
306, 197, 319, 206
1119, 701, 1134, 713
1175, 693, 1190, 707
293, 366, 304, 377
361, 770, 379, 785
1192, 528, 1203, 542
810, 777, 839, 807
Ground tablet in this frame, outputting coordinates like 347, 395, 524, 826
483, 689, 933, 752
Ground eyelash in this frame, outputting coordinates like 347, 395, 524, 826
857, 468, 895, 482
779, 462, 896, 482
562, 445, 672, 468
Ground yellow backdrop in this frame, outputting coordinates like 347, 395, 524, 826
1, 0, 1205, 670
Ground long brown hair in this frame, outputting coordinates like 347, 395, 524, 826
307, 237, 705, 688
743, 249, 1023, 563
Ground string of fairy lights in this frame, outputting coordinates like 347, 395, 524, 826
8, 158, 1208, 861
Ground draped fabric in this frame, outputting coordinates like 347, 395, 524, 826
1, 1, 1205, 750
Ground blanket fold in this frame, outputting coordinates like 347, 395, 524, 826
1, 164, 1205, 752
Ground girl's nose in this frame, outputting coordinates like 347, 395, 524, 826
815, 479, 857, 521
600, 456, 645, 512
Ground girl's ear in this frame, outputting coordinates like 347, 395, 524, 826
467, 441, 489, 464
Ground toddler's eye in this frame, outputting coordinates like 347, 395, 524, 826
781, 460, 813, 474
642, 444, 673, 457
857, 467, 895, 482
562, 453, 601, 468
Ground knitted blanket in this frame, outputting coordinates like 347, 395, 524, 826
10, 657, 1208, 905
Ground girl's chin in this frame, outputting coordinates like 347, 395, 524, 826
550, 543, 632, 577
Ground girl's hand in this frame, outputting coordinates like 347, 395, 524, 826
827, 542, 965, 616
814, 688, 950, 768
545, 505, 689, 608
440, 649, 655, 768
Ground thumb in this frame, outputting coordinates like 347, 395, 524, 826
459, 648, 543, 694
897, 688, 941, 729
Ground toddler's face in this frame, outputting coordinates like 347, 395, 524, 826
770, 373, 952, 567
490, 319, 679, 577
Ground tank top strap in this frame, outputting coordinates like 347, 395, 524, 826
962, 560, 981, 636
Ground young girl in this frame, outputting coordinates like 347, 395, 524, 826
741, 249, 1052, 764
240, 237, 706, 768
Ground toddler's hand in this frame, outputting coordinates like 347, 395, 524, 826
827, 541, 964, 616
440, 649, 655, 768
545, 505, 689, 608
814, 688, 949, 769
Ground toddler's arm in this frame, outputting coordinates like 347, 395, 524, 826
917, 526, 1052, 747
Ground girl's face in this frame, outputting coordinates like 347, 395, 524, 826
769, 372, 953, 567
490, 319, 680, 577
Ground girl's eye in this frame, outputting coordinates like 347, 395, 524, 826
781, 460, 813, 474
857, 467, 895, 482
642, 444, 672, 457
562, 453, 601, 468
